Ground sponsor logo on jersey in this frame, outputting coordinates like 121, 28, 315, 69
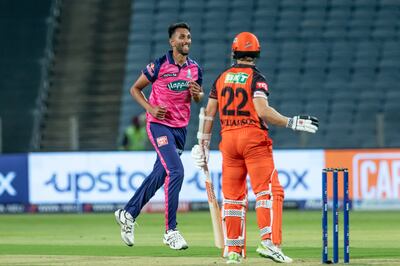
161, 73, 178, 78
157, 136, 169, 147
167, 80, 190, 91
146, 62, 155, 75
224, 72, 249, 84
256, 82, 268, 91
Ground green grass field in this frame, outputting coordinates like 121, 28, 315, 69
1, 210, 400, 265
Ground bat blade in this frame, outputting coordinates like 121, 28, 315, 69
205, 179, 224, 249
198, 108, 223, 249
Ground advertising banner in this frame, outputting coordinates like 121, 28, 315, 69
0, 154, 29, 203
183, 149, 324, 202
325, 149, 400, 201
28, 150, 325, 204
29, 152, 159, 204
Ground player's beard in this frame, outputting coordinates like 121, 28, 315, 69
177, 43, 190, 56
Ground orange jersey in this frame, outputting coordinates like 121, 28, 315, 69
209, 64, 269, 133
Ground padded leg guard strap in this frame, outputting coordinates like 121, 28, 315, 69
255, 189, 273, 240
222, 198, 247, 258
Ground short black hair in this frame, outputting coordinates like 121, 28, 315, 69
168, 22, 191, 38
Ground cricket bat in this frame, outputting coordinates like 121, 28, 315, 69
198, 108, 224, 249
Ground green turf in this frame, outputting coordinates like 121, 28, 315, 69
0, 210, 399, 265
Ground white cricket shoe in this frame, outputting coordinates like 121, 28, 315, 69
163, 229, 188, 250
114, 209, 135, 246
256, 240, 293, 263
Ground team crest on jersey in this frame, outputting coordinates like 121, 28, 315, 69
224, 72, 249, 84
157, 136, 168, 147
186, 69, 192, 79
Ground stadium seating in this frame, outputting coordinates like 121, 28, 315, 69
0, 0, 52, 152
120, 0, 400, 149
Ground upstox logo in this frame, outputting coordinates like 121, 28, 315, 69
44, 167, 148, 193
224, 72, 249, 84
352, 153, 400, 200
0, 172, 16, 196
167, 80, 189, 91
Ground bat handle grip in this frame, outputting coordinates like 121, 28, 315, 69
202, 164, 212, 183
202, 164, 210, 175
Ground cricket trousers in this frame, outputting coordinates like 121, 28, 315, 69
220, 127, 284, 254
124, 122, 186, 231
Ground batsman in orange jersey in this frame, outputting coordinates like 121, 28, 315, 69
191, 32, 319, 264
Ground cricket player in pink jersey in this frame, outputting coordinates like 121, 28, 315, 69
115, 22, 203, 250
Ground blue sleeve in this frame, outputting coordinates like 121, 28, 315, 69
196, 65, 203, 86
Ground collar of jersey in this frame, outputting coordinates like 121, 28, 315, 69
167, 50, 191, 67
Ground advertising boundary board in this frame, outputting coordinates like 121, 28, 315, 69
1, 149, 399, 211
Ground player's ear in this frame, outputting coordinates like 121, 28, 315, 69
169, 38, 174, 48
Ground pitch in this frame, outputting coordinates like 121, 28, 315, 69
1, 210, 400, 265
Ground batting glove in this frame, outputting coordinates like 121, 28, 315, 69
287, 115, 319, 133
191, 144, 209, 169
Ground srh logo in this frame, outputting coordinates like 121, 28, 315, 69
0, 172, 17, 196
353, 153, 400, 200
244, 41, 252, 48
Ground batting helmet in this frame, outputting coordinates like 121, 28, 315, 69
232, 32, 260, 59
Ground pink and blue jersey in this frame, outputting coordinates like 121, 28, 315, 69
123, 50, 202, 231
143, 50, 203, 128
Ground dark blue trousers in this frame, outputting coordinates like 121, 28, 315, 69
124, 122, 186, 231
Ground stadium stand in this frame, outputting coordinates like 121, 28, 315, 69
2, 0, 399, 152
0, 0, 52, 153
38, 0, 131, 151
120, 0, 400, 150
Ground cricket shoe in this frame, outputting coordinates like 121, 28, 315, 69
114, 209, 135, 246
163, 229, 188, 250
226, 251, 242, 264
256, 240, 293, 263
